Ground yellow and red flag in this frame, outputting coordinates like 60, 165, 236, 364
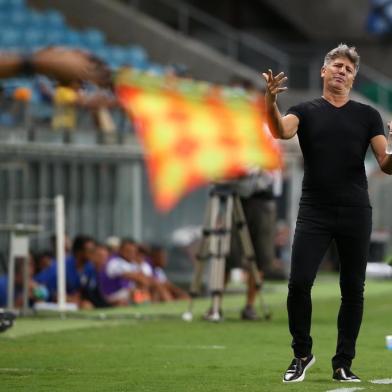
115, 68, 282, 211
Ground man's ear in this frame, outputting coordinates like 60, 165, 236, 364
321, 66, 326, 79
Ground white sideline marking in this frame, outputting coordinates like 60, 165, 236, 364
370, 378, 392, 384
0, 368, 34, 372
0, 367, 77, 373
325, 388, 364, 392
158, 345, 226, 350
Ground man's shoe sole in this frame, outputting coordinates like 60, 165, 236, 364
282, 356, 316, 383
333, 378, 361, 383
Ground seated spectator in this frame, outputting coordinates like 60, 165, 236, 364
82, 243, 110, 308
34, 235, 97, 309
12, 85, 32, 125
98, 238, 151, 306
84, 84, 118, 138
0, 255, 49, 308
0, 85, 14, 126
148, 245, 190, 301
52, 79, 117, 142
136, 245, 177, 302
34, 250, 54, 274
51, 80, 81, 133
32, 76, 54, 126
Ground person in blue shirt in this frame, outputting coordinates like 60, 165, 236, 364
35, 235, 97, 309
0, 272, 22, 308
0, 255, 49, 308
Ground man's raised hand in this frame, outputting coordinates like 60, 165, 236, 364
261, 69, 288, 104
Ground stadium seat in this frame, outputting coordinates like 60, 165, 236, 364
82, 28, 105, 49
28, 11, 47, 27
110, 46, 129, 64
44, 10, 65, 29
148, 64, 166, 75
62, 30, 83, 46
0, 29, 22, 48
0, 0, 25, 11
0, 1, 161, 72
41, 29, 68, 46
22, 28, 46, 48
125, 46, 149, 69
8, 10, 29, 26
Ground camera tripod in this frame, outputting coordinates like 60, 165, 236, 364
184, 182, 268, 322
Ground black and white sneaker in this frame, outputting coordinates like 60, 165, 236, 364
0, 310, 15, 333
283, 355, 315, 383
333, 368, 361, 382
202, 307, 223, 322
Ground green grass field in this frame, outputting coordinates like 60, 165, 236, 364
1, 275, 391, 392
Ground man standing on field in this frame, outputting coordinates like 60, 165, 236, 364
262, 44, 392, 383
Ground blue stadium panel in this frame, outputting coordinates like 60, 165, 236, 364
0, 1, 163, 73
44, 10, 65, 29
22, 28, 46, 48
62, 30, 83, 47
7, 10, 30, 26
0, 29, 22, 48
0, 0, 25, 11
148, 64, 166, 76
81, 28, 106, 49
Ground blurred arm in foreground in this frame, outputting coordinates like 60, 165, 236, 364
0, 46, 112, 87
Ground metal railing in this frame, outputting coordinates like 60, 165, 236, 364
355, 63, 392, 111
123, 0, 295, 82
122, 0, 392, 112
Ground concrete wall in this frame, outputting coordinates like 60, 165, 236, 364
261, 0, 370, 42
259, 0, 392, 79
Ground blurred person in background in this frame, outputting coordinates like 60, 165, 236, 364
0, 46, 111, 137
83, 243, 110, 308
51, 79, 81, 135
263, 44, 392, 383
148, 245, 189, 301
11, 84, 32, 126
35, 235, 97, 309
0, 255, 49, 308
234, 169, 281, 321
34, 250, 54, 274
0, 47, 110, 323
0, 46, 111, 87
32, 75, 55, 126
98, 238, 151, 306
273, 220, 291, 278
136, 244, 175, 302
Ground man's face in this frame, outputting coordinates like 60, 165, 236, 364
82, 240, 96, 261
321, 56, 356, 94
120, 243, 137, 263
92, 247, 109, 268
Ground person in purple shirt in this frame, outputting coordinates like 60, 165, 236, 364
91, 243, 133, 306
97, 239, 154, 306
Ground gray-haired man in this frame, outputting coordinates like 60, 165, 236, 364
262, 44, 392, 382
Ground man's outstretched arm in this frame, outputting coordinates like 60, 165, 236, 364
0, 47, 111, 87
262, 69, 299, 140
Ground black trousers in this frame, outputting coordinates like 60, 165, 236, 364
288, 203, 372, 369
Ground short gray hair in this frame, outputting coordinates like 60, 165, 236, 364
323, 44, 360, 74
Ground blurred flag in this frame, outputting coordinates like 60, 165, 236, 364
115, 68, 282, 211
